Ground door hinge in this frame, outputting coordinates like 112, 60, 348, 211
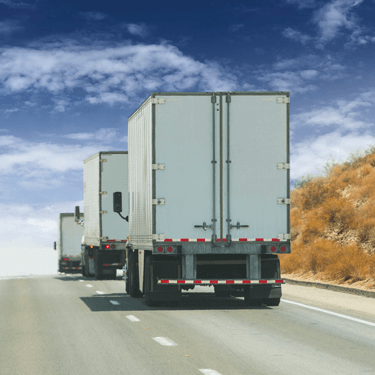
100, 211, 108, 214
151, 98, 166, 104
152, 199, 165, 205
153, 234, 165, 241
152, 164, 165, 170
277, 163, 290, 170
276, 97, 290, 104
99, 191, 107, 195
278, 234, 291, 241
277, 198, 290, 205
99, 159, 107, 162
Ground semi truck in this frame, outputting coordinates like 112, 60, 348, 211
77, 151, 128, 280
116, 91, 291, 306
55, 213, 84, 273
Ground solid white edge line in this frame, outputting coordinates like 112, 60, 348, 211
282, 299, 375, 327
152, 337, 178, 346
199, 370, 222, 375
79, 280, 84, 282
96, 291, 105, 294
86, 284, 93, 287
110, 300, 120, 305
126, 315, 140, 322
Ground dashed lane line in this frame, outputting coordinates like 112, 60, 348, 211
126, 315, 140, 322
96, 291, 105, 294
110, 300, 120, 305
152, 337, 178, 346
199, 370, 222, 375
282, 299, 375, 327
86, 284, 93, 288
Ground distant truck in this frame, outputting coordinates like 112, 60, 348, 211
77, 152, 128, 280
116, 91, 291, 306
55, 213, 84, 273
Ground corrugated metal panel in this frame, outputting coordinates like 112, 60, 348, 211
101, 152, 129, 240
84, 153, 100, 245
128, 97, 153, 250
59, 214, 84, 258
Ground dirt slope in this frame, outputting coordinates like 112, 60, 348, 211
280, 148, 375, 291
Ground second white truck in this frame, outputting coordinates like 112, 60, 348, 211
77, 151, 128, 279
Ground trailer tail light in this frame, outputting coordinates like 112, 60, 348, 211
280, 246, 286, 252
270, 246, 276, 252
111, 245, 115, 249
157, 247, 163, 253
105, 244, 111, 249
90, 245, 93, 249
167, 246, 174, 253
63, 258, 69, 261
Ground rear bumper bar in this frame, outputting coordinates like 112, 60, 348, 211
158, 279, 285, 285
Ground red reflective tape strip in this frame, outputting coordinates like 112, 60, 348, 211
210, 280, 218, 284
242, 280, 251, 284
197, 239, 205, 242
194, 280, 202, 284
89, 257, 94, 259
164, 239, 173, 242
180, 239, 189, 242
276, 279, 284, 283
259, 280, 267, 284
121, 240, 127, 242
103, 264, 108, 266
107, 240, 115, 242
226, 280, 234, 284
255, 238, 264, 241
160, 280, 169, 284
177, 280, 185, 284
239, 238, 247, 241
272, 238, 280, 242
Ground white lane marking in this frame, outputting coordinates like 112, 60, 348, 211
282, 299, 375, 327
96, 291, 105, 294
126, 315, 140, 322
86, 284, 93, 287
79, 280, 84, 282
199, 370, 222, 375
152, 337, 178, 346
110, 300, 120, 305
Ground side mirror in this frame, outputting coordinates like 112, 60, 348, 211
75, 206, 80, 222
113, 192, 122, 213
54, 241, 57, 250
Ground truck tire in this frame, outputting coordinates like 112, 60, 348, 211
94, 250, 103, 280
144, 255, 156, 306
81, 265, 86, 276
244, 287, 263, 307
84, 249, 90, 277
214, 286, 231, 298
264, 298, 280, 307
128, 250, 142, 297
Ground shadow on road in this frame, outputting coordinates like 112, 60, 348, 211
80, 292, 270, 312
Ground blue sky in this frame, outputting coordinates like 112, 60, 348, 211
1, 0, 375, 276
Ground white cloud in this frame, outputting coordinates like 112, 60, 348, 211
0, 20, 22, 34
230, 24, 244, 32
0, 200, 83, 276
292, 92, 375, 130
285, 0, 317, 9
79, 11, 107, 21
291, 131, 375, 180
4, 108, 19, 113
283, 28, 312, 44
0, 0, 34, 8
65, 128, 118, 143
125, 23, 148, 38
0, 130, 126, 178
0, 41, 238, 108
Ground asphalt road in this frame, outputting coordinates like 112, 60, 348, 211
1, 274, 375, 375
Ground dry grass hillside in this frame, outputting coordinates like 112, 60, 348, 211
280, 147, 375, 290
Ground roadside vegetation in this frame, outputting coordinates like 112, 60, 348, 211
280, 146, 375, 288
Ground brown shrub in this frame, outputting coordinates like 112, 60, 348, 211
320, 196, 356, 232
299, 209, 327, 244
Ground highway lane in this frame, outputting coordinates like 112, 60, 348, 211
0, 275, 374, 375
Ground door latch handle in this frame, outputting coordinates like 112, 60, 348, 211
194, 222, 213, 231
230, 222, 249, 229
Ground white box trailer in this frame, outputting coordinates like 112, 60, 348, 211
126, 92, 290, 306
56, 213, 84, 273
81, 151, 128, 279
